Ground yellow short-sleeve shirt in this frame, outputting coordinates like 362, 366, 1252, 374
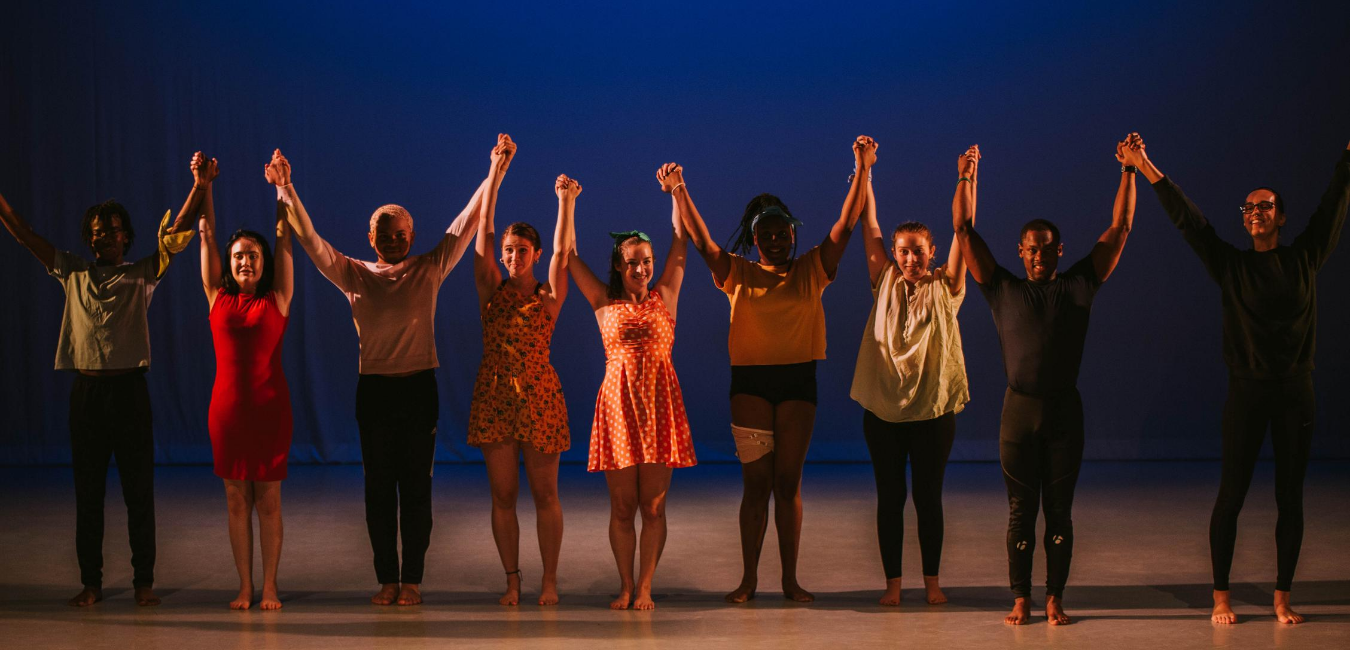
716, 246, 831, 366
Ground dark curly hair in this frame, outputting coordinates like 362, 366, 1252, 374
725, 193, 797, 262
220, 229, 275, 296
80, 199, 134, 255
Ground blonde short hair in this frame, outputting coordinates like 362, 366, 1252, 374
369, 204, 414, 233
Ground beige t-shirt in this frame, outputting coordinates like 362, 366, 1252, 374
49, 250, 160, 371
850, 264, 969, 422
307, 213, 475, 375
716, 247, 831, 366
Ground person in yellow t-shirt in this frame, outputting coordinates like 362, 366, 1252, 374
669, 135, 878, 604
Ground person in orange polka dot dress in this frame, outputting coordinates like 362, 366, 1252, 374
468, 170, 575, 608
567, 163, 695, 610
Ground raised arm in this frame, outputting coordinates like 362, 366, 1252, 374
654, 163, 690, 320
565, 209, 611, 313
819, 135, 877, 279
942, 145, 980, 293
265, 153, 295, 315
193, 152, 223, 305
471, 140, 509, 306
1089, 139, 1136, 282
668, 164, 732, 285
1290, 141, 1350, 269
273, 150, 323, 254
0, 191, 58, 271
859, 172, 888, 287
952, 151, 997, 285
434, 134, 512, 278
543, 174, 579, 317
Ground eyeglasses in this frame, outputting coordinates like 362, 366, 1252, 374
1239, 201, 1276, 215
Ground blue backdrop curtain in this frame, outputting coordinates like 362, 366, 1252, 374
2, 0, 1348, 464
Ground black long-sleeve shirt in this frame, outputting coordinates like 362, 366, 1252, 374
1151, 150, 1350, 379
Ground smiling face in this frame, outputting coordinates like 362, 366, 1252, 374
87, 215, 128, 265
1242, 188, 1285, 242
230, 237, 265, 294
753, 215, 795, 267
1017, 229, 1063, 282
368, 213, 414, 264
615, 240, 655, 296
500, 233, 541, 279
892, 232, 935, 283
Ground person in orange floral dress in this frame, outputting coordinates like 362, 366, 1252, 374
567, 163, 695, 610
468, 169, 574, 607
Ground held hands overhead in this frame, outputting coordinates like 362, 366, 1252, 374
959, 145, 980, 178
854, 135, 878, 169
265, 150, 292, 186
191, 151, 219, 189
491, 134, 517, 174
555, 174, 582, 201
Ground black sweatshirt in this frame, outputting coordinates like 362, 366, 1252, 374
1151, 150, 1350, 380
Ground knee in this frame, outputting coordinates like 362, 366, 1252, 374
773, 476, 802, 502
491, 487, 519, 512
611, 498, 638, 525
529, 485, 560, 511
254, 493, 281, 519
639, 498, 666, 524
225, 491, 254, 517
742, 481, 773, 506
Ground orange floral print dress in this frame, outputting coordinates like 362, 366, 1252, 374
588, 292, 696, 471
468, 282, 569, 454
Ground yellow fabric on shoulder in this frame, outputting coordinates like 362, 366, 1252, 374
156, 209, 195, 277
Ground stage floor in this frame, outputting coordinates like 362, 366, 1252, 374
2, 461, 1348, 649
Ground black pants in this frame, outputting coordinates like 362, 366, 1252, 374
999, 387, 1084, 599
356, 370, 438, 585
1211, 374, 1314, 592
70, 372, 156, 589
863, 410, 956, 579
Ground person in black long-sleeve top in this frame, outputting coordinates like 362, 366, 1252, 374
1123, 135, 1350, 626
954, 141, 1137, 626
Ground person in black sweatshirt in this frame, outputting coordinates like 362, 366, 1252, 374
954, 139, 1137, 626
1123, 134, 1350, 626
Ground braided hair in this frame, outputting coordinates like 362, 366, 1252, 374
725, 193, 797, 263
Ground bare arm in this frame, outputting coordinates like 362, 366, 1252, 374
1090, 139, 1137, 282
943, 145, 980, 294
264, 155, 295, 316
654, 163, 689, 320
568, 246, 610, 313
194, 153, 222, 306
952, 165, 997, 286
819, 135, 878, 279
471, 140, 509, 307
665, 164, 732, 285
0, 191, 57, 271
543, 174, 579, 318
859, 175, 888, 287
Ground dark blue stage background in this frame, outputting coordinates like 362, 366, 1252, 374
2, 1, 1348, 464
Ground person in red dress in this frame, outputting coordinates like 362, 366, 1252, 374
197, 151, 296, 610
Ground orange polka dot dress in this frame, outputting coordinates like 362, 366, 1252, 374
588, 292, 696, 472
468, 282, 570, 454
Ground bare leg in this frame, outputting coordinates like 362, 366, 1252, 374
726, 394, 775, 604
880, 577, 901, 606
483, 441, 522, 606
523, 447, 563, 606
634, 463, 673, 610
605, 466, 639, 609
254, 481, 284, 610
223, 479, 256, 610
773, 400, 815, 603
1274, 589, 1304, 624
1046, 594, 1071, 625
1005, 596, 1032, 625
371, 583, 399, 605
67, 587, 102, 607
924, 575, 947, 604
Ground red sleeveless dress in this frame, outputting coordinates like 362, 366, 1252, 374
208, 290, 293, 481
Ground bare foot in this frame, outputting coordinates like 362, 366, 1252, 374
1045, 594, 1071, 625
782, 581, 814, 603
1211, 589, 1237, 624
67, 587, 102, 607
724, 579, 757, 604
924, 575, 947, 604
610, 589, 632, 610
499, 571, 520, 606
879, 577, 901, 606
371, 583, 399, 606
259, 584, 282, 611
1274, 590, 1304, 624
396, 583, 422, 606
538, 575, 559, 606
134, 586, 161, 607
230, 585, 253, 610
633, 585, 656, 610
1005, 597, 1032, 625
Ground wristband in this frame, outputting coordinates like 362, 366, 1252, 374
1121, 165, 1138, 174
957, 177, 972, 183
672, 182, 686, 192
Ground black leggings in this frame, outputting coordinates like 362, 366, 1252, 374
1211, 374, 1314, 592
356, 370, 439, 585
70, 372, 156, 589
999, 387, 1084, 599
863, 410, 956, 579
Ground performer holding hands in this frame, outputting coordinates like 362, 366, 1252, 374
467, 170, 573, 607
1122, 134, 1350, 625
850, 146, 978, 606
678, 135, 877, 603
567, 164, 696, 610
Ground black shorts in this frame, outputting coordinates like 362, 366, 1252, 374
729, 361, 818, 406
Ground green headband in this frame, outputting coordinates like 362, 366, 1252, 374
609, 230, 652, 245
